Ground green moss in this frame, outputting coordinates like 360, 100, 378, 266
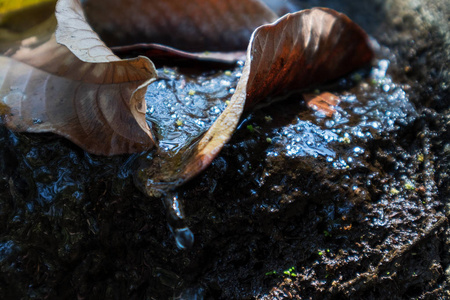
264, 115, 273, 122
390, 187, 400, 195
341, 137, 351, 144
404, 182, 415, 190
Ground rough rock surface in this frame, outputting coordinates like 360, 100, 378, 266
0, 0, 448, 299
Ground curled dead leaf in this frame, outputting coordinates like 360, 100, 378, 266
245, 7, 374, 108
136, 8, 374, 196
111, 43, 246, 67
0, 0, 157, 155
82, 0, 277, 52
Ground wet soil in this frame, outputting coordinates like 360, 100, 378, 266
1, 0, 449, 299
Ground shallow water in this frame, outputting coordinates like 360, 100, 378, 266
145, 67, 242, 154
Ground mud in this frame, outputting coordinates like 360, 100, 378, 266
0, 0, 449, 299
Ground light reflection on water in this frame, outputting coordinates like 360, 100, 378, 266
145, 67, 242, 155
267, 120, 338, 159
265, 59, 416, 170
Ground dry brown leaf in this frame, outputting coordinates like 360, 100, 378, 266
244, 7, 374, 108
82, 0, 278, 52
137, 8, 374, 196
0, 0, 157, 155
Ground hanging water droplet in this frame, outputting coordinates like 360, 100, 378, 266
174, 227, 194, 249
162, 192, 194, 249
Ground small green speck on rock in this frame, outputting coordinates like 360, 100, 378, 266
265, 270, 277, 276
264, 115, 273, 122
404, 182, 415, 190
390, 188, 400, 195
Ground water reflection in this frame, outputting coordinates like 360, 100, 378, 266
145, 67, 242, 157
266, 59, 416, 172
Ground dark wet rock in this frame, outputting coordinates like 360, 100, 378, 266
0, 0, 449, 299
376, 0, 450, 112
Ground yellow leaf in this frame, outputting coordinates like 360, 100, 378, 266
0, 0, 55, 14
0, 0, 56, 37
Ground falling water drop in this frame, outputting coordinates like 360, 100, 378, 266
162, 192, 194, 249
174, 227, 194, 249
